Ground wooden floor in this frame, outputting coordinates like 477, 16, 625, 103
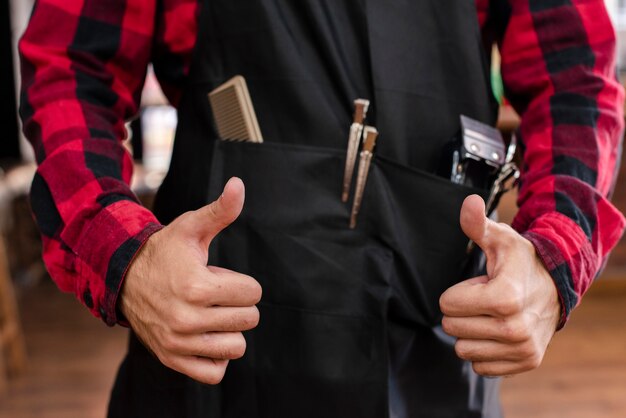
0, 281, 127, 418
0, 279, 625, 417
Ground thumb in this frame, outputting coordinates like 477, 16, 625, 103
460, 194, 501, 258
187, 177, 245, 247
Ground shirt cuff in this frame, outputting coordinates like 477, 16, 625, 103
522, 230, 575, 330
104, 222, 164, 327
73, 200, 164, 326
514, 211, 596, 329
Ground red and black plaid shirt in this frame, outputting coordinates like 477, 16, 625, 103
20, 0, 625, 327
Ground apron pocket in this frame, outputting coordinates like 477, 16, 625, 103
202, 139, 489, 416
366, 155, 489, 326
205, 140, 391, 418
207, 139, 489, 326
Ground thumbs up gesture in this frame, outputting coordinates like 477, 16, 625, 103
120, 177, 262, 384
439, 195, 561, 376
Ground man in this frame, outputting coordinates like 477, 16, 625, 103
19, 0, 625, 417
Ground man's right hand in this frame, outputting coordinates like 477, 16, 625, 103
120, 177, 262, 385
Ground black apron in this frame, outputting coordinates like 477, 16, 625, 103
109, 1, 503, 417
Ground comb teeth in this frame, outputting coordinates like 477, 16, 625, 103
208, 76, 263, 143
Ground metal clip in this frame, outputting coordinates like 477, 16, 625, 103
342, 99, 370, 202
485, 162, 519, 217
505, 134, 517, 165
350, 126, 379, 229
467, 161, 520, 253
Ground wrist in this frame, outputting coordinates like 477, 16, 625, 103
113, 223, 164, 327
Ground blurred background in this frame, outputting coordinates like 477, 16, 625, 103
1, 1, 626, 417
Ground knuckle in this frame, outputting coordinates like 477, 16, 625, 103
472, 362, 488, 376
525, 341, 544, 368
518, 353, 541, 372
220, 314, 238, 332
240, 307, 260, 330
499, 318, 530, 342
518, 341, 537, 360
217, 309, 257, 332
160, 334, 180, 353
498, 320, 515, 341
203, 373, 224, 385
493, 293, 523, 317
207, 202, 224, 224
205, 203, 232, 232
222, 333, 247, 359
454, 341, 471, 360
231, 336, 247, 359
492, 300, 511, 317
516, 320, 533, 342
203, 362, 228, 385
438, 293, 450, 314
157, 352, 177, 372
441, 317, 453, 335
169, 310, 197, 334
472, 362, 503, 378
527, 352, 543, 369
184, 281, 211, 305
205, 333, 247, 359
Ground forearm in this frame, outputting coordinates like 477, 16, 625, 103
499, 0, 625, 325
20, 0, 161, 325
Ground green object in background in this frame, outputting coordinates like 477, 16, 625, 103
491, 69, 504, 105
491, 45, 504, 105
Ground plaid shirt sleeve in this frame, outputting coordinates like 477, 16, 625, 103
19, 0, 199, 326
484, 0, 626, 327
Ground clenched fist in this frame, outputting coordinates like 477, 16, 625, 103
120, 177, 262, 384
440, 195, 561, 377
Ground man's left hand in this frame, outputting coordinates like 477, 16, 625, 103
439, 194, 561, 376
